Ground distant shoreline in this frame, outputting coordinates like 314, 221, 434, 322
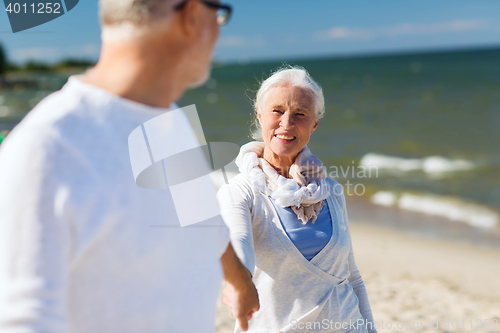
214, 44, 500, 68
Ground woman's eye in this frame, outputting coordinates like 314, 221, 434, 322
296, 113, 305, 116
273, 110, 283, 114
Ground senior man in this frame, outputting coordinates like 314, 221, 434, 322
0, 0, 258, 332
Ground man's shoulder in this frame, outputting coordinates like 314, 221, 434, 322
0, 80, 113, 179
11, 80, 92, 141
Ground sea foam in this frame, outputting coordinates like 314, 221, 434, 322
359, 153, 475, 174
371, 191, 499, 229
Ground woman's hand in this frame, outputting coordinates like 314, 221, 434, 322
221, 243, 260, 331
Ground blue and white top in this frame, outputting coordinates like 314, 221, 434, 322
270, 198, 332, 261
217, 174, 377, 333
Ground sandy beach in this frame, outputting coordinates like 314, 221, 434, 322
215, 221, 500, 333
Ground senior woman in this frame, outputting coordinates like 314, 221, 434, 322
217, 67, 377, 333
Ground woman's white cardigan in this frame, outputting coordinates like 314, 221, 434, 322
217, 174, 377, 333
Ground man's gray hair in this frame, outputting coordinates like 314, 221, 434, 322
251, 66, 325, 141
99, 0, 176, 26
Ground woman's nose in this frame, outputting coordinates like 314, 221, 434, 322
279, 113, 294, 129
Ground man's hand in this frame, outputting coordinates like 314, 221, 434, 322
220, 243, 260, 331
222, 274, 259, 329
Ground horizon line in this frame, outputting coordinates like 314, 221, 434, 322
213, 43, 500, 67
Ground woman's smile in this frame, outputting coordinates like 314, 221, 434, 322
274, 133, 296, 142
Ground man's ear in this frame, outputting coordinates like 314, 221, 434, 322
178, 0, 202, 39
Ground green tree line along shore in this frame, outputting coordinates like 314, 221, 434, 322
0, 42, 95, 77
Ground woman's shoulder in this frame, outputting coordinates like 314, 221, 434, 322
325, 177, 347, 206
325, 177, 342, 194
222, 173, 253, 190
217, 173, 256, 202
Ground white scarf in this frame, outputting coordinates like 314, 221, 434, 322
235, 142, 330, 224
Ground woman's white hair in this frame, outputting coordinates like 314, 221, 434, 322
99, 0, 176, 42
251, 65, 325, 141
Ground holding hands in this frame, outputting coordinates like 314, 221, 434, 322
221, 244, 260, 331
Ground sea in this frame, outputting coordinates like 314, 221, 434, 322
1, 47, 499, 245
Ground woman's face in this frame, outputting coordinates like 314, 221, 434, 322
258, 85, 319, 161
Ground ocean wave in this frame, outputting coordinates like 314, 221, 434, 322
371, 191, 499, 229
359, 153, 475, 174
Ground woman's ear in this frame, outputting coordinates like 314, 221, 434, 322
257, 108, 262, 124
311, 119, 319, 134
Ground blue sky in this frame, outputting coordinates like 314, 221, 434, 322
1, 0, 499, 64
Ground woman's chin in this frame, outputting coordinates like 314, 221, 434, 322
269, 143, 303, 160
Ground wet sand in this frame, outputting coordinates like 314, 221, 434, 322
350, 223, 500, 333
